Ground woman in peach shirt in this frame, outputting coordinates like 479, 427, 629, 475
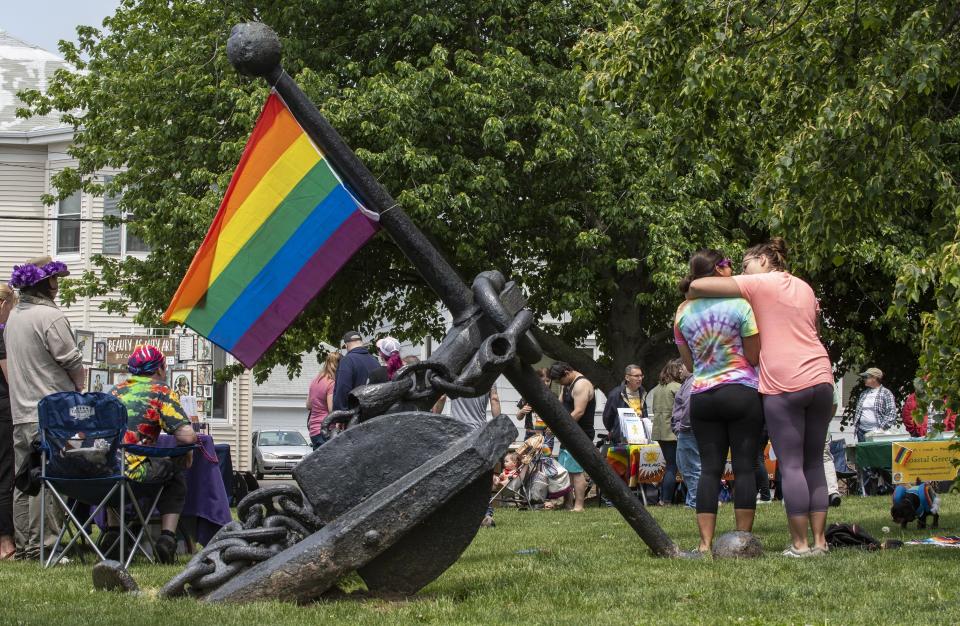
689, 238, 834, 557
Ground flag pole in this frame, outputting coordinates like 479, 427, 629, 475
226, 22, 678, 557
229, 24, 474, 321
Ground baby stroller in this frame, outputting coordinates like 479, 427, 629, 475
492, 434, 571, 509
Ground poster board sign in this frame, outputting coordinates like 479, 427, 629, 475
179, 395, 198, 421
618, 408, 646, 444
106, 336, 177, 365
891, 441, 960, 484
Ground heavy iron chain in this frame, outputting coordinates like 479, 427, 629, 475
160, 485, 323, 598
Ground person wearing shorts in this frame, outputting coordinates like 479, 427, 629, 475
548, 362, 595, 512
676, 249, 762, 554
690, 237, 834, 557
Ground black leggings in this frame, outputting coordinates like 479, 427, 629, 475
691, 384, 763, 514
0, 413, 13, 537
762, 383, 834, 516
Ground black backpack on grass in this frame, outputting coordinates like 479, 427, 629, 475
825, 523, 881, 550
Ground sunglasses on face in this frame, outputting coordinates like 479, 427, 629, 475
716, 258, 732, 269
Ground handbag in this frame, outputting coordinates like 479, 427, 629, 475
537, 457, 571, 498
14, 437, 42, 496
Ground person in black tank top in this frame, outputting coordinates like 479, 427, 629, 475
561, 376, 596, 440
548, 362, 596, 511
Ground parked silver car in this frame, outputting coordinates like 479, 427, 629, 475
252, 430, 312, 479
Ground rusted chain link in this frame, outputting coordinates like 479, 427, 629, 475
160, 485, 323, 598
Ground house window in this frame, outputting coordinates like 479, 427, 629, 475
57, 192, 81, 254
210, 345, 228, 420
102, 175, 150, 255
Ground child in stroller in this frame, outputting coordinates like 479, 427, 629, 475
492, 435, 571, 509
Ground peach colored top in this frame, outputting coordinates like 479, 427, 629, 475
732, 272, 833, 395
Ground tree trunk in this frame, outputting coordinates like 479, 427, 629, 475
606, 276, 647, 382
531, 277, 679, 394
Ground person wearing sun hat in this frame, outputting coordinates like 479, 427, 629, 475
852, 367, 897, 442
4, 256, 80, 560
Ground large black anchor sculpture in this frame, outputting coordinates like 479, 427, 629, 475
142, 22, 678, 604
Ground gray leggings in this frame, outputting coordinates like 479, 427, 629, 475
763, 383, 834, 517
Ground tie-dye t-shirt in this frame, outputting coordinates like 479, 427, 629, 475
674, 297, 759, 394
112, 375, 191, 480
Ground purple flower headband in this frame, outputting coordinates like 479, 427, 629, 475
10, 261, 70, 289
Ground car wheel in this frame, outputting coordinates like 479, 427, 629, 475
254, 461, 264, 480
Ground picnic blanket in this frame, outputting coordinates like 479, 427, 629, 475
905, 536, 960, 548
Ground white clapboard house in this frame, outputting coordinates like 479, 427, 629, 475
0, 28, 256, 470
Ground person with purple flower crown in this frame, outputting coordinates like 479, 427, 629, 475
4, 256, 83, 560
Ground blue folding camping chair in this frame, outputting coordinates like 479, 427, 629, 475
39, 391, 193, 568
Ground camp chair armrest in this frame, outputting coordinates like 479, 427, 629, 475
120, 443, 198, 458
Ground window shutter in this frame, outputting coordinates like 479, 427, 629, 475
102, 176, 121, 255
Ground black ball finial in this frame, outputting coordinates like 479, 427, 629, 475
227, 22, 282, 78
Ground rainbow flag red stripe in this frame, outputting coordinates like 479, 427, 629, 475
162, 92, 379, 367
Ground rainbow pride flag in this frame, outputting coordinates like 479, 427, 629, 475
163, 92, 379, 367
894, 445, 913, 465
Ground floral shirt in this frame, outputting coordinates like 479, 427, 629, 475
674, 297, 759, 394
111, 375, 191, 479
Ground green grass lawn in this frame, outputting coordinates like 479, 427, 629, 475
0, 495, 958, 625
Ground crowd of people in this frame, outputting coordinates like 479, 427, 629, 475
482, 239, 835, 555
294, 240, 854, 556
4, 240, 951, 565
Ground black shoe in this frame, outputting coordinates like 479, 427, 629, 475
155, 533, 177, 564
829, 493, 841, 507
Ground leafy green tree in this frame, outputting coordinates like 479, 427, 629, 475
20, 0, 698, 388
578, 0, 960, 407
22, 0, 959, 408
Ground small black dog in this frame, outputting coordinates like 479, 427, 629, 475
890, 480, 940, 529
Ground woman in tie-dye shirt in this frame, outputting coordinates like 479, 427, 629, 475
674, 249, 762, 554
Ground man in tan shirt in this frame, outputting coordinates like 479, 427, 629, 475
5, 256, 83, 560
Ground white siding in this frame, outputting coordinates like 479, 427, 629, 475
211, 370, 254, 471
0, 145, 46, 277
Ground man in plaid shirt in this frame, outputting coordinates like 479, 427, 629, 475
852, 367, 897, 441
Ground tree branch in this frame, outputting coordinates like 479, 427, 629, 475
531, 326, 618, 393
740, 0, 813, 50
